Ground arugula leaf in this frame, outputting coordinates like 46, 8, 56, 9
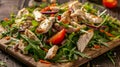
32, 20, 39, 27
83, 2, 98, 15
98, 40, 109, 47
98, 14, 109, 27
21, 35, 46, 61
0, 20, 8, 28
59, 22, 69, 28
74, 51, 91, 58
52, 32, 90, 62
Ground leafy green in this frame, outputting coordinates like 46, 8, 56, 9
74, 51, 91, 58
1, 1, 120, 63
0, 20, 8, 27
98, 14, 109, 27
21, 35, 46, 61
83, 2, 98, 15
51, 32, 90, 62
59, 22, 69, 28
32, 20, 39, 27
2, 26, 19, 37
88, 30, 109, 47
30, 20, 39, 31
0, 15, 15, 28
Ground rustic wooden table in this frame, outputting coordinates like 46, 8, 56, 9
0, 0, 120, 67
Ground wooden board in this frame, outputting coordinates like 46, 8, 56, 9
0, 0, 120, 67
1, 38, 120, 67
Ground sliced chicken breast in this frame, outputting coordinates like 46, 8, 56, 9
45, 45, 59, 59
77, 29, 94, 52
69, 1, 82, 12
71, 9, 102, 24
16, 8, 29, 18
33, 9, 46, 22
36, 17, 55, 34
25, 29, 39, 41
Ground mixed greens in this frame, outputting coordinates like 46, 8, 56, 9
0, 0, 120, 63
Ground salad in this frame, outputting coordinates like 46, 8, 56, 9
0, 0, 120, 66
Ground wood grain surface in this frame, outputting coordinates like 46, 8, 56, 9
0, 0, 120, 67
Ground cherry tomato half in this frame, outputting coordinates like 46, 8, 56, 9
47, 29, 66, 45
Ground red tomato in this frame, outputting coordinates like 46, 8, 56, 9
57, 15, 61, 21
103, 0, 118, 8
47, 29, 66, 45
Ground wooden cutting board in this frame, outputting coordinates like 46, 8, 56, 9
0, 0, 120, 67
0, 38, 120, 67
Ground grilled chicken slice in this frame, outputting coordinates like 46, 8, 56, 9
85, 12, 103, 24
60, 17, 71, 24
36, 17, 55, 34
25, 29, 44, 47
77, 29, 94, 52
18, 40, 28, 54
25, 29, 39, 41
33, 9, 46, 22
15, 8, 30, 26
16, 8, 29, 18
71, 9, 85, 18
71, 9, 102, 24
60, 11, 71, 24
61, 11, 71, 18
19, 20, 32, 31
45, 45, 59, 59
69, 1, 82, 12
